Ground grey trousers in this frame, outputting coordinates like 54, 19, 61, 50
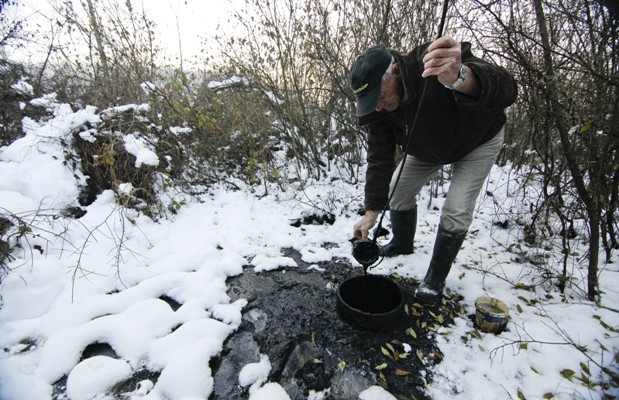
389, 127, 505, 233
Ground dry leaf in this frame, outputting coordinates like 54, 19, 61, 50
375, 363, 388, 370
395, 369, 412, 376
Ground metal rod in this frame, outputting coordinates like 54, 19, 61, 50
438, 0, 450, 38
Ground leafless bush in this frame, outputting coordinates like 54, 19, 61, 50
0, 60, 29, 146
451, 0, 618, 300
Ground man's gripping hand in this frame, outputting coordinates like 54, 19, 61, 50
353, 210, 380, 240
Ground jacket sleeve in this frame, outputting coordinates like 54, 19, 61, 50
364, 119, 396, 211
454, 42, 518, 110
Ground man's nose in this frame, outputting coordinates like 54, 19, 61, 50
375, 101, 384, 112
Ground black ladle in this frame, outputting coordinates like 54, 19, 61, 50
351, 239, 382, 274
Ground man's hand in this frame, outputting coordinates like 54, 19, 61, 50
422, 36, 462, 86
422, 36, 480, 97
353, 210, 380, 240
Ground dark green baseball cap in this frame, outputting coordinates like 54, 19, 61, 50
350, 44, 392, 117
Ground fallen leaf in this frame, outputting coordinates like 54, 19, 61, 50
338, 361, 346, 372
406, 327, 417, 339
560, 369, 575, 380
381, 346, 392, 360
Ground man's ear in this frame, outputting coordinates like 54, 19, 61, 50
392, 63, 400, 77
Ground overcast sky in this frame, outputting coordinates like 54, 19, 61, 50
7, 0, 242, 64
140, 0, 240, 61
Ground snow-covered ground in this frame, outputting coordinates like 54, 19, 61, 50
1, 87, 617, 400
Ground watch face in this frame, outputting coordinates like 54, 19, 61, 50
448, 65, 466, 90
459, 65, 468, 81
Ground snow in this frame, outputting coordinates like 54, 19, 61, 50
359, 386, 397, 400
123, 133, 159, 167
140, 81, 157, 95
239, 354, 271, 389
11, 79, 33, 96
251, 253, 298, 273
248, 382, 292, 400
0, 95, 618, 400
66, 356, 133, 400
208, 76, 249, 90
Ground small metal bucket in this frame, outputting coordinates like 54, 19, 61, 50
336, 275, 403, 332
475, 297, 509, 333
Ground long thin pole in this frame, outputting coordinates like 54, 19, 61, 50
437, 0, 450, 38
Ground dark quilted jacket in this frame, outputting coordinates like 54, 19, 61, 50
359, 42, 518, 211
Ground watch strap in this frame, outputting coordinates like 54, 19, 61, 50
445, 64, 467, 90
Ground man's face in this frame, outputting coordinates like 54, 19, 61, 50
375, 65, 401, 113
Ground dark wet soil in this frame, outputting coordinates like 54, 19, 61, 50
210, 247, 466, 400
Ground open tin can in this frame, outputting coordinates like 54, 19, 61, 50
475, 297, 509, 333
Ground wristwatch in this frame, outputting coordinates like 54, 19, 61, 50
445, 64, 468, 90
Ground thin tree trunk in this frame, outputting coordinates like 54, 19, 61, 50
532, 0, 600, 300
85, 0, 110, 81
378, 0, 392, 45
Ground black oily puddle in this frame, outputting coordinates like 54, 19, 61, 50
211, 247, 466, 400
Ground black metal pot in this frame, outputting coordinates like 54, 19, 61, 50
336, 275, 404, 332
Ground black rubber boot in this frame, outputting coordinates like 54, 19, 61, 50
414, 226, 467, 305
381, 207, 417, 257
